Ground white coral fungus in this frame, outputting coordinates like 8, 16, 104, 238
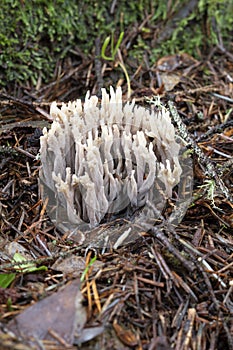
40, 87, 182, 228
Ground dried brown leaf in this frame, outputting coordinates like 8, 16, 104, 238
8, 279, 86, 346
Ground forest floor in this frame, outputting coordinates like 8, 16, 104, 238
0, 45, 233, 350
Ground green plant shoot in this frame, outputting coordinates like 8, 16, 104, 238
101, 32, 131, 99
13, 253, 48, 273
80, 256, 97, 282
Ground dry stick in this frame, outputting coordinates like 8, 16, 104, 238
195, 119, 233, 142
217, 43, 233, 62
144, 201, 196, 273
176, 238, 221, 312
157, 0, 199, 43
218, 158, 233, 175
94, 37, 104, 96
168, 101, 233, 202
140, 222, 195, 273
0, 93, 52, 121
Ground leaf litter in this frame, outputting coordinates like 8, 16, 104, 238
0, 37, 233, 350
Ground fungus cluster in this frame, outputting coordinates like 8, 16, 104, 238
40, 87, 182, 231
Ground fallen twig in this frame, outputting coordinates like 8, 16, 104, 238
168, 101, 233, 202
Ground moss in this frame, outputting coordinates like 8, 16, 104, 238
136, 0, 232, 64
0, 0, 232, 88
0, 0, 152, 86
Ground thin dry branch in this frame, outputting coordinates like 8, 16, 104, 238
168, 101, 233, 202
